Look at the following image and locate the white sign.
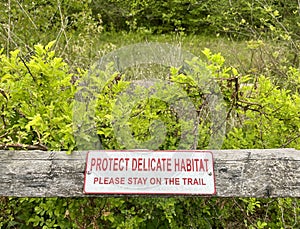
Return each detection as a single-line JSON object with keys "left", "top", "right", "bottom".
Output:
{"left": 84, "top": 150, "right": 216, "bottom": 195}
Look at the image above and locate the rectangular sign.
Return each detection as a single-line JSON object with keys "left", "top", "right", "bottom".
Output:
{"left": 84, "top": 150, "right": 216, "bottom": 195}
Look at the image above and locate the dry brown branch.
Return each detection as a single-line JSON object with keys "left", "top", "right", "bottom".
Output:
{"left": 0, "top": 143, "right": 48, "bottom": 151}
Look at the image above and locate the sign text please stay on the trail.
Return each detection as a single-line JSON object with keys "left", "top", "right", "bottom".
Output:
{"left": 84, "top": 150, "right": 216, "bottom": 195}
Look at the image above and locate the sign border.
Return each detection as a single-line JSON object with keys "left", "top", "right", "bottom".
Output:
{"left": 83, "top": 150, "right": 216, "bottom": 195}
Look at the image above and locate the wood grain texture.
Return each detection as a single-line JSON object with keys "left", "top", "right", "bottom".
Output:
{"left": 0, "top": 149, "right": 299, "bottom": 197}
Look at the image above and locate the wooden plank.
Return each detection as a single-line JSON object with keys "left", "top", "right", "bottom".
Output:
{"left": 0, "top": 149, "right": 299, "bottom": 197}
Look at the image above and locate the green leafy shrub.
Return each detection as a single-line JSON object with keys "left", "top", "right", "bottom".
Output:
{"left": 0, "top": 43, "right": 299, "bottom": 228}
{"left": 91, "top": 0, "right": 300, "bottom": 38}
{"left": 0, "top": 41, "right": 76, "bottom": 152}
{"left": 0, "top": 0, "right": 103, "bottom": 69}
{"left": 92, "top": 57, "right": 226, "bottom": 150}
{"left": 199, "top": 48, "right": 300, "bottom": 150}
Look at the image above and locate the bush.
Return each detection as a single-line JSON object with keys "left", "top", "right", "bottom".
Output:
{"left": 0, "top": 0, "right": 103, "bottom": 69}
{"left": 1, "top": 1, "right": 300, "bottom": 224}
{"left": 91, "top": 0, "right": 300, "bottom": 38}
{"left": 0, "top": 42, "right": 76, "bottom": 152}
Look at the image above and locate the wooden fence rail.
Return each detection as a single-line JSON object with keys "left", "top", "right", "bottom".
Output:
{"left": 0, "top": 149, "right": 299, "bottom": 197}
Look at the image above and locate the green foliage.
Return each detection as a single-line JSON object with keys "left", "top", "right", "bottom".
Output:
{"left": 1, "top": 1, "right": 300, "bottom": 227}
{"left": 94, "top": 57, "right": 225, "bottom": 150}
{"left": 90, "top": 0, "right": 300, "bottom": 76}
{"left": 2, "top": 196, "right": 298, "bottom": 228}
{"left": 223, "top": 73, "right": 300, "bottom": 149}
{"left": 1, "top": 43, "right": 299, "bottom": 228}
{"left": 0, "top": 0, "right": 102, "bottom": 44}
{"left": 95, "top": 73, "right": 183, "bottom": 150}
{"left": 199, "top": 48, "right": 300, "bottom": 150}
{"left": 0, "top": 0, "right": 103, "bottom": 69}
{"left": 91, "top": 0, "right": 300, "bottom": 38}
{"left": 0, "top": 42, "right": 76, "bottom": 152}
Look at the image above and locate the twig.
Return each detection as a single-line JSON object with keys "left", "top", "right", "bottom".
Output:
{"left": 55, "top": 0, "right": 69, "bottom": 53}
{"left": 0, "top": 131, "right": 9, "bottom": 139}
{"left": 1, "top": 104, "right": 7, "bottom": 128}
{"left": 281, "top": 133, "right": 300, "bottom": 148}
{"left": 0, "top": 143, "right": 48, "bottom": 151}
{"left": 15, "top": 0, "right": 38, "bottom": 30}
{"left": 0, "top": 89, "right": 8, "bottom": 100}
{"left": 19, "top": 55, "right": 36, "bottom": 82}
{"left": 7, "top": 0, "right": 11, "bottom": 56}
{"left": 237, "top": 99, "right": 262, "bottom": 108}
{"left": 232, "top": 198, "right": 256, "bottom": 226}
{"left": 0, "top": 25, "right": 34, "bottom": 53}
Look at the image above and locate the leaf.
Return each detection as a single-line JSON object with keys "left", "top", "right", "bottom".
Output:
{"left": 231, "top": 67, "right": 238, "bottom": 76}
{"left": 34, "top": 44, "right": 45, "bottom": 56}
{"left": 45, "top": 40, "right": 56, "bottom": 51}
{"left": 202, "top": 48, "right": 211, "bottom": 59}
{"left": 273, "top": 10, "right": 279, "bottom": 17}
{"left": 25, "top": 114, "right": 43, "bottom": 131}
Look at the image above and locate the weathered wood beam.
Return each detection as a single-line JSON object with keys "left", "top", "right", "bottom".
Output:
{"left": 0, "top": 149, "right": 299, "bottom": 197}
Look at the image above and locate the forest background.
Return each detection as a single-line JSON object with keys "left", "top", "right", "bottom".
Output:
{"left": 0, "top": 0, "right": 299, "bottom": 228}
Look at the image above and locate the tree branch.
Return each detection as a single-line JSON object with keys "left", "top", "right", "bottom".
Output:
{"left": 0, "top": 143, "right": 48, "bottom": 151}
{"left": 19, "top": 55, "right": 36, "bottom": 82}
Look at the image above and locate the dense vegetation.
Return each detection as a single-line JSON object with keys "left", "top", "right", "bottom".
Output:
{"left": 0, "top": 0, "right": 299, "bottom": 228}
